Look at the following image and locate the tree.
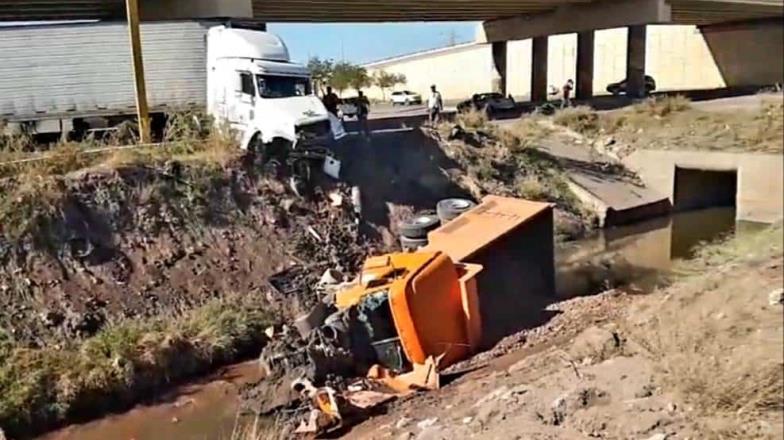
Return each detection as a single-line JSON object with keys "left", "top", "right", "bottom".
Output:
{"left": 330, "top": 62, "right": 371, "bottom": 96}
{"left": 349, "top": 65, "right": 371, "bottom": 93}
{"left": 374, "top": 71, "right": 407, "bottom": 100}
{"left": 307, "top": 57, "right": 334, "bottom": 96}
{"left": 330, "top": 61, "right": 355, "bottom": 96}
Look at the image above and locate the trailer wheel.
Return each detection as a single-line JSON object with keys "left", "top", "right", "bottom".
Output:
{"left": 436, "top": 198, "right": 476, "bottom": 223}
{"left": 400, "top": 235, "right": 428, "bottom": 251}
{"left": 398, "top": 213, "right": 440, "bottom": 239}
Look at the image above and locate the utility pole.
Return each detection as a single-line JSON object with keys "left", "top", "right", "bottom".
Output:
{"left": 125, "top": 0, "right": 151, "bottom": 143}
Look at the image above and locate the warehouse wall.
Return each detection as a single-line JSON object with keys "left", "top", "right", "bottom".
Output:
{"left": 364, "top": 44, "right": 494, "bottom": 101}
{"left": 365, "top": 24, "right": 735, "bottom": 102}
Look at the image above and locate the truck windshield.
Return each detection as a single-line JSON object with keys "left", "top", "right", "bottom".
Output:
{"left": 256, "top": 75, "right": 312, "bottom": 99}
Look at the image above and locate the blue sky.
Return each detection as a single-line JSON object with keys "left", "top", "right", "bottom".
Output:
{"left": 268, "top": 22, "right": 479, "bottom": 65}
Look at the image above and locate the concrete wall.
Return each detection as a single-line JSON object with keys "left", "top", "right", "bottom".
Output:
{"left": 701, "top": 19, "right": 784, "bottom": 87}
{"left": 623, "top": 149, "right": 784, "bottom": 224}
{"left": 365, "top": 24, "right": 739, "bottom": 101}
{"left": 364, "top": 44, "right": 494, "bottom": 101}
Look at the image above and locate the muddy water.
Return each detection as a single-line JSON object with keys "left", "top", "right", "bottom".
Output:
{"left": 38, "top": 362, "right": 264, "bottom": 440}
{"left": 555, "top": 206, "right": 762, "bottom": 298}
{"left": 38, "top": 207, "right": 762, "bottom": 440}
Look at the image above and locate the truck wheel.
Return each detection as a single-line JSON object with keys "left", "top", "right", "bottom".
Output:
{"left": 398, "top": 213, "right": 440, "bottom": 239}
{"left": 436, "top": 198, "right": 476, "bottom": 223}
{"left": 400, "top": 235, "right": 428, "bottom": 251}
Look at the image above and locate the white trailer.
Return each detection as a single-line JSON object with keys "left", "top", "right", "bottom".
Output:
{"left": 0, "top": 21, "right": 343, "bottom": 145}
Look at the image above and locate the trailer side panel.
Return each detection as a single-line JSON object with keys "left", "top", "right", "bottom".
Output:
{"left": 0, "top": 21, "right": 209, "bottom": 122}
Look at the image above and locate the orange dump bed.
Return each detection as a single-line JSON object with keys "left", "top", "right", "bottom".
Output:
{"left": 424, "top": 195, "right": 556, "bottom": 349}
{"left": 423, "top": 195, "right": 552, "bottom": 262}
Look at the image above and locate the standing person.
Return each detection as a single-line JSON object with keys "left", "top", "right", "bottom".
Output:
{"left": 356, "top": 90, "right": 371, "bottom": 138}
{"left": 428, "top": 84, "right": 443, "bottom": 125}
{"left": 561, "top": 79, "right": 574, "bottom": 108}
{"left": 322, "top": 86, "right": 340, "bottom": 116}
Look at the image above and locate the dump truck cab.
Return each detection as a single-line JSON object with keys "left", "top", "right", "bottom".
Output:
{"left": 336, "top": 252, "right": 483, "bottom": 372}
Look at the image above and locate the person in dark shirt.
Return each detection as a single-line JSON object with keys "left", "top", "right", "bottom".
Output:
{"left": 356, "top": 90, "right": 371, "bottom": 138}
{"left": 561, "top": 79, "right": 574, "bottom": 108}
{"left": 322, "top": 86, "right": 340, "bottom": 116}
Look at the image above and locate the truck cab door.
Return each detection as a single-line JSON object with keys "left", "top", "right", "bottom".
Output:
{"left": 228, "top": 71, "right": 255, "bottom": 132}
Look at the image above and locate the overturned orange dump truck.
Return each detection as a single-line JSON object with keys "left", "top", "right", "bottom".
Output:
{"left": 332, "top": 195, "right": 555, "bottom": 391}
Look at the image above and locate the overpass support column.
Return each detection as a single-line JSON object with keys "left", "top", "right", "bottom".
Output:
{"left": 626, "top": 25, "right": 647, "bottom": 98}
{"left": 531, "top": 36, "right": 549, "bottom": 102}
{"left": 492, "top": 41, "right": 508, "bottom": 96}
{"left": 576, "top": 31, "right": 594, "bottom": 100}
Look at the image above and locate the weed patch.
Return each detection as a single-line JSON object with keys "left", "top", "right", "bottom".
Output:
{"left": 554, "top": 106, "right": 601, "bottom": 135}
{"left": 0, "top": 295, "right": 272, "bottom": 438}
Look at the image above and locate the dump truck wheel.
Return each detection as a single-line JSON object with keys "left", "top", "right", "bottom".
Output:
{"left": 398, "top": 213, "right": 440, "bottom": 239}
{"left": 436, "top": 198, "right": 476, "bottom": 223}
{"left": 400, "top": 235, "right": 428, "bottom": 251}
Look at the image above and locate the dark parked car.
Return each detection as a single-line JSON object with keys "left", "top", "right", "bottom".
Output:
{"left": 457, "top": 92, "right": 517, "bottom": 118}
{"left": 606, "top": 75, "right": 657, "bottom": 96}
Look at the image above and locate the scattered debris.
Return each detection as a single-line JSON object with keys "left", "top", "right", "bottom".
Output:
{"left": 416, "top": 417, "right": 439, "bottom": 430}
{"left": 768, "top": 287, "right": 783, "bottom": 305}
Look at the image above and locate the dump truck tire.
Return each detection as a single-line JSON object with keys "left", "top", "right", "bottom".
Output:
{"left": 436, "top": 198, "right": 476, "bottom": 223}
{"left": 400, "top": 235, "right": 428, "bottom": 251}
{"left": 398, "top": 213, "right": 440, "bottom": 239}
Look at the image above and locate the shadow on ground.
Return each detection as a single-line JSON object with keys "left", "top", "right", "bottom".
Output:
{"left": 332, "top": 129, "right": 472, "bottom": 232}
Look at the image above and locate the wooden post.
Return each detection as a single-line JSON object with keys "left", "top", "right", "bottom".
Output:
{"left": 125, "top": 0, "right": 151, "bottom": 143}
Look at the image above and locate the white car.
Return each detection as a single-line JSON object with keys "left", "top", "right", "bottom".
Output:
{"left": 391, "top": 90, "right": 422, "bottom": 106}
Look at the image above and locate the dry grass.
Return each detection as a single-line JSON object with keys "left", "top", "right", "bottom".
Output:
{"left": 455, "top": 108, "right": 489, "bottom": 129}
{"left": 0, "top": 295, "right": 272, "bottom": 438}
{"left": 599, "top": 99, "right": 783, "bottom": 154}
{"left": 553, "top": 106, "right": 601, "bottom": 135}
{"left": 1, "top": 110, "right": 240, "bottom": 179}
{"left": 434, "top": 117, "right": 588, "bottom": 222}
{"left": 626, "top": 223, "right": 783, "bottom": 437}
{"left": 497, "top": 117, "right": 552, "bottom": 152}
{"left": 229, "top": 416, "right": 285, "bottom": 440}
{"left": 632, "top": 95, "right": 692, "bottom": 117}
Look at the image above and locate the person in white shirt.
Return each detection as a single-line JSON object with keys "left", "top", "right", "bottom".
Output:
{"left": 427, "top": 84, "right": 444, "bottom": 125}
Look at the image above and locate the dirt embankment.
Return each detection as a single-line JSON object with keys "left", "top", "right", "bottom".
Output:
{"left": 345, "top": 224, "right": 784, "bottom": 440}
{"left": 0, "top": 118, "right": 607, "bottom": 437}
{"left": 0, "top": 150, "right": 383, "bottom": 437}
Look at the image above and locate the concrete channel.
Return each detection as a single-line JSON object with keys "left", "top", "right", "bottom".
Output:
{"left": 624, "top": 149, "right": 784, "bottom": 224}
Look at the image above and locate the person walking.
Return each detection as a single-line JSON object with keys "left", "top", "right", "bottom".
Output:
{"left": 428, "top": 84, "right": 444, "bottom": 125}
{"left": 356, "top": 90, "right": 371, "bottom": 138}
{"left": 322, "top": 86, "right": 340, "bottom": 116}
{"left": 561, "top": 79, "right": 574, "bottom": 108}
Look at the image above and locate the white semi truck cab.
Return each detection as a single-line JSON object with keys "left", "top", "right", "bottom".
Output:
{"left": 207, "top": 26, "right": 345, "bottom": 149}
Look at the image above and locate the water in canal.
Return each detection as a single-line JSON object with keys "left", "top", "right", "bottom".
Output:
{"left": 38, "top": 207, "right": 764, "bottom": 440}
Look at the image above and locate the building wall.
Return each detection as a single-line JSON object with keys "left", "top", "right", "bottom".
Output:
{"left": 364, "top": 44, "right": 494, "bottom": 101}
{"left": 365, "top": 24, "right": 742, "bottom": 102}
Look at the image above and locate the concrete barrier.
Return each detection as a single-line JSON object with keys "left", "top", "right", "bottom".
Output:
{"left": 623, "top": 149, "right": 784, "bottom": 223}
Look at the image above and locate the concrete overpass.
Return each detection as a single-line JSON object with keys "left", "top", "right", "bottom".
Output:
{"left": 0, "top": 0, "right": 780, "bottom": 24}
{"left": 0, "top": 0, "right": 780, "bottom": 139}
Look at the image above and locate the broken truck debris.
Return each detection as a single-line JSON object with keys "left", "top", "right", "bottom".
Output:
{"left": 257, "top": 195, "right": 556, "bottom": 435}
